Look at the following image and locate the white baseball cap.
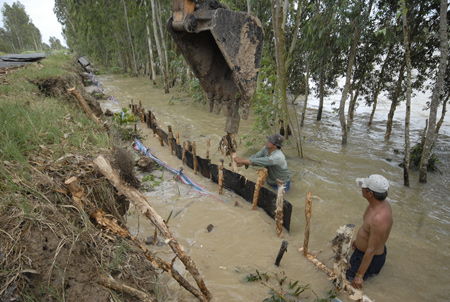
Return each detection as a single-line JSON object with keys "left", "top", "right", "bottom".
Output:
{"left": 356, "top": 174, "right": 389, "bottom": 193}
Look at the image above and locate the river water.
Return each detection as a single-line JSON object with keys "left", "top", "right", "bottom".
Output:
{"left": 96, "top": 74, "right": 450, "bottom": 302}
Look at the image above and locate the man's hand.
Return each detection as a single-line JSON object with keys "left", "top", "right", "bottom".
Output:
{"left": 352, "top": 275, "right": 363, "bottom": 289}
{"left": 234, "top": 157, "right": 250, "bottom": 167}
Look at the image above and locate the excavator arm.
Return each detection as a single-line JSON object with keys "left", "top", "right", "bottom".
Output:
{"left": 167, "top": 0, "right": 264, "bottom": 134}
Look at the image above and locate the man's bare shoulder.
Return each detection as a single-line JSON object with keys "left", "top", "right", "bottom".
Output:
{"left": 371, "top": 202, "right": 393, "bottom": 228}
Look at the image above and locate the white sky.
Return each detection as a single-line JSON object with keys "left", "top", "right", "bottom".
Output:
{"left": 0, "top": 0, "right": 67, "bottom": 47}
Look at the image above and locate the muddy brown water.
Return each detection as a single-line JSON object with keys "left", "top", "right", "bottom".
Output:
{"left": 96, "top": 74, "right": 450, "bottom": 302}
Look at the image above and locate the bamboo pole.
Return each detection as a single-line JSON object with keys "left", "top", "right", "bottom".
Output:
{"left": 252, "top": 168, "right": 268, "bottom": 210}
{"left": 303, "top": 192, "right": 312, "bottom": 256}
{"left": 93, "top": 155, "right": 211, "bottom": 301}
{"left": 193, "top": 141, "right": 198, "bottom": 174}
{"left": 67, "top": 87, "right": 102, "bottom": 126}
{"left": 218, "top": 159, "right": 224, "bottom": 194}
{"left": 206, "top": 139, "right": 210, "bottom": 159}
{"left": 275, "top": 179, "right": 285, "bottom": 237}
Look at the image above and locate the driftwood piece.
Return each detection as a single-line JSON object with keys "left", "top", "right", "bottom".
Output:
{"left": 303, "top": 192, "right": 312, "bottom": 256}
{"left": 93, "top": 155, "right": 211, "bottom": 301}
{"left": 332, "top": 224, "right": 356, "bottom": 289}
{"left": 252, "top": 168, "right": 268, "bottom": 210}
{"left": 67, "top": 87, "right": 102, "bottom": 126}
{"left": 100, "top": 275, "right": 156, "bottom": 302}
{"left": 274, "top": 240, "right": 288, "bottom": 266}
{"left": 193, "top": 141, "right": 198, "bottom": 174}
{"left": 218, "top": 159, "right": 224, "bottom": 195}
{"left": 275, "top": 179, "right": 285, "bottom": 237}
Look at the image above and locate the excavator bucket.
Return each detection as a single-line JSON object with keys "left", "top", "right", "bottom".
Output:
{"left": 167, "top": 0, "right": 264, "bottom": 134}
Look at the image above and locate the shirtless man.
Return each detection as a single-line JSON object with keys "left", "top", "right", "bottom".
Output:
{"left": 346, "top": 174, "right": 393, "bottom": 289}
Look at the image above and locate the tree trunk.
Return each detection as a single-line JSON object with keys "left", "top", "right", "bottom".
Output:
{"left": 156, "top": 0, "right": 170, "bottom": 87}
{"left": 122, "top": 0, "right": 138, "bottom": 76}
{"left": 144, "top": 0, "right": 156, "bottom": 84}
{"left": 401, "top": 0, "right": 412, "bottom": 187}
{"left": 150, "top": 0, "right": 169, "bottom": 93}
{"left": 369, "top": 45, "right": 392, "bottom": 126}
{"left": 385, "top": 59, "right": 406, "bottom": 140}
{"left": 300, "top": 61, "right": 310, "bottom": 127}
{"left": 339, "top": 0, "right": 360, "bottom": 145}
{"left": 347, "top": 77, "right": 363, "bottom": 125}
{"left": 419, "top": 0, "right": 448, "bottom": 183}
{"left": 317, "top": 68, "right": 324, "bottom": 121}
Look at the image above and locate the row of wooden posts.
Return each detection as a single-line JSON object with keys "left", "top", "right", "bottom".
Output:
{"left": 130, "top": 100, "right": 287, "bottom": 238}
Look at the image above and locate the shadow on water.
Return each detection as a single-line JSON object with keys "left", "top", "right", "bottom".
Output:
{"left": 98, "top": 74, "right": 450, "bottom": 302}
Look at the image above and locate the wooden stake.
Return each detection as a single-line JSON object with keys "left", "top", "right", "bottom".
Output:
{"left": 275, "top": 179, "right": 285, "bottom": 237}
{"left": 332, "top": 224, "right": 356, "bottom": 289}
{"left": 230, "top": 134, "right": 238, "bottom": 172}
{"left": 176, "top": 132, "right": 180, "bottom": 145}
{"left": 303, "top": 192, "right": 312, "bottom": 256}
{"left": 274, "top": 240, "right": 289, "bottom": 266}
{"left": 182, "top": 142, "right": 186, "bottom": 164}
{"left": 151, "top": 114, "right": 157, "bottom": 134}
{"left": 93, "top": 155, "right": 212, "bottom": 301}
{"left": 67, "top": 87, "right": 102, "bottom": 126}
{"left": 157, "top": 127, "right": 164, "bottom": 146}
{"left": 252, "top": 168, "right": 268, "bottom": 210}
{"left": 218, "top": 159, "right": 224, "bottom": 194}
{"left": 206, "top": 139, "right": 210, "bottom": 159}
{"left": 193, "top": 141, "right": 198, "bottom": 174}
{"left": 168, "top": 126, "right": 173, "bottom": 155}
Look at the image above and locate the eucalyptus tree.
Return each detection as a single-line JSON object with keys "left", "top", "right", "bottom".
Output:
{"left": 419, "top": 0, "right": 448, "bottom": 183}
{"left": 1, "top": 1, "right": 42, "bottom": 52}
{"left": 400, "top": 0, "right": 412, "bottom": 186}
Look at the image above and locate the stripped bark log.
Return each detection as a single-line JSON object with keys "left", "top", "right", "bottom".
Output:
{"left": 218, "top": 159, "right": 224, "bottom": 194}
{"left": 332, "top": 224, "right": 356, "bottom": 289}
{"left": 275, "top": 179, "right": 285, "bottom": 237}
{"left": 252, "top": 168, "right": 268, "bottom": 210}
{"left": 303, "top": 192, "right": 312, "bottom": 256}
{"left": 67, "top": 87, "right": 102, "bottom": 126}
{"left": 93, "top": 155, "right": 211, "bottom": 301}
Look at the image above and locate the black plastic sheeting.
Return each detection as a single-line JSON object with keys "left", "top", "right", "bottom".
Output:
{"left": 141, "top": 108, "right": 293, "bottom": 231}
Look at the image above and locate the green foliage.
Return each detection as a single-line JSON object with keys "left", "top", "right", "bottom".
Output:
{"left": 188, "top": 78, "right": 206, "bottom": 104}
{"left": 409, "top": 142, "right": 440, "bottom": 171}
{"left": 141, "top": 169, "right": 163, "bottom": 192}
{"left": 245, "top": 270, "right": 337, "bottom": 302}
{"left": 112, "top": 108, "right": 138, "bottom": 125}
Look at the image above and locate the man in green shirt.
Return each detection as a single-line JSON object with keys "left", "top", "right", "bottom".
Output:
{"left": 234, "top": 133, "right": 291, "bottom": 191}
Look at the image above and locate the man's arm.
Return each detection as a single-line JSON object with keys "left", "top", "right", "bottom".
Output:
{"left": 234, "top": 157, "right": 251, "bottom": 167}
{"left": 352, "top": 214, "right": 387, "bottom": 289}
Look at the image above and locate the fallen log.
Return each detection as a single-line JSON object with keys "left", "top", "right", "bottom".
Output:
{"left": 100, "top": 275, "right": 156, "bottom": 302}
{"left": 332, "top": 224, "right": 356, "bottom": 289}
{"left": 67, "top": 87, "right": 102, "bottom": 126}
{"left": 93, "top": 155, "right": 211, "bottom": 301}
